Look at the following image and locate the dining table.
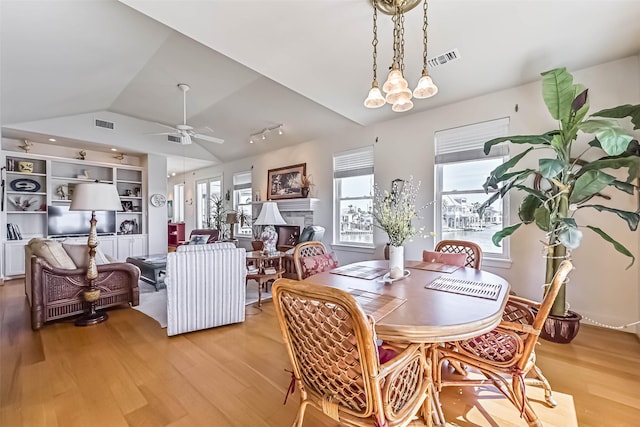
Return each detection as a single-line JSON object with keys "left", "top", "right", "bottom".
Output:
{"left": 301, "top": 259, "right": 511, "bottom": 426}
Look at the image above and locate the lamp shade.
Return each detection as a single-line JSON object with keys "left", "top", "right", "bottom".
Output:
{"left": 254, "top": 202, "right": 286, "bottom": 226}
{"left": 226, "top": 212, "right": 239, "bottom": 224}
{"left": 70, "top": 183, "right": 122, "bottom": 211}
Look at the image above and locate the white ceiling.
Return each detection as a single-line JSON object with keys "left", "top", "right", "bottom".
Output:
{"left": 2, "top": 0, "right": 640, "bottom": 175}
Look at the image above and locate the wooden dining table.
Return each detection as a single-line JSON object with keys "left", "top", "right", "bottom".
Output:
{"left": 302, "top": 259, "right": 511, "bottom": 426}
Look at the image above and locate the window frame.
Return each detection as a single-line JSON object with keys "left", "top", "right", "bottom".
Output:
{"left": 232, "top": 171, "right": 252, "bottom": 238}
{"left": 333, "top": 146, "right": 375, "bottom": 248}
{"left": 196, "top": 176, "right": 222, "bottom": 229}
{"left": 173, "top": 183, "right": 184, "bottom": 223}
{"left": 434, "top": 118, "right": 510, "bottom": 260}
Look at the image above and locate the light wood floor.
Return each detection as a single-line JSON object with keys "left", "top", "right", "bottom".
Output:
{"left": 1, "top": 279, "right": 639, "bottom": 427}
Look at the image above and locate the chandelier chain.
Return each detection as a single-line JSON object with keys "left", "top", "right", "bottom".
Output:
{"left": 399, "top": 2, "right": 406, "bottom": 74}
{"left": 371, "top": 0, "right": 379, "bottom": 82}
{"left": 421, "top": 0, "right": 428, "bottom": 72}
{"left": 391, "top": 5, "right": 400, "bottom": 70}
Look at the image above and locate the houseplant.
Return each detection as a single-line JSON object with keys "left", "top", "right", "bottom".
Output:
{"left": 479, "top": 67, "right": 640, "bottom": 342}
{"left": 300, "top": 174, "right": 314, "bottom": 198}
{"left": 372, "top": 177, "right": 427, "bottom": 279}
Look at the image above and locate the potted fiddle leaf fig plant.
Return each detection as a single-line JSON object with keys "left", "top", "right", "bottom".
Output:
{"left": 479, "top": 67, "right": 640, "bottom": 343}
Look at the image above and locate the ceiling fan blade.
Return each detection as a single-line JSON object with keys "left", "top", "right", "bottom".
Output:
{"left": 193, "top": 133, "right": 224, "bottom": 144}
{"left": 182, "top": 134, "right": 192, "bottom": 145}
{"left": 147, "top": 131, "right": 177, "bottom": 136}
{"left": 153, "top": 122, "right": 179, "bottom": 131}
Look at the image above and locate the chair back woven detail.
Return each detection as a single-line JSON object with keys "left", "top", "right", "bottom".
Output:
{"left": 293, "top": 241, "right": 328, "bottom": 281}
{"left": 437, "top": 260, "right": 573, "bottom": 425}
{"left": 273, "top": 279, "right": 430, "bottom": 426}
{"left": 435, "top": 240, "right": 483, "bottom": 269}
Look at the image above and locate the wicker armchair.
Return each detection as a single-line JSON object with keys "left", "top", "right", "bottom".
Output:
{"left": 435, "top": 239, "right": 483, "bottom": 269}
{"left": 272, "top": 279, "right": 430, "bottom": 427}
{"left": 292, "top": 241, "right": 331, "bottom": 280}
{"left": 436, "top": 260, "right": 573, "bottom": 426}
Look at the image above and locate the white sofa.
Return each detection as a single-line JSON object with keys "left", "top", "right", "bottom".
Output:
{"left": 166, "top": 242, "right": 246, "bottom": 336}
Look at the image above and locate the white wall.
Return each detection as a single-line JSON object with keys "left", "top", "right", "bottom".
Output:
{"left": 172, "top": 56, "right": 640, "bottom": 334}
{"left": 145, "top": 154, "right": 168, "bottom": 254}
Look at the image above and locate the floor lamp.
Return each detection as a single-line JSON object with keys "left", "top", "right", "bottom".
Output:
{"left": 254, "top": 201, "right": 287, "bottom": 254}
{"left": 70, "top": 182, "right": 122, "bottom": 326}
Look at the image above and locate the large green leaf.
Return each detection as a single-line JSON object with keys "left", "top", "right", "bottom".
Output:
{"left": 483, "top": 132, "right": 556, "bottom": 155}
{"left": 492, "top": 223, "right": 522, "bottom": 247}
{"left": 559, "top": 217, "right": 577, "bottom": 228}
{"left": 570, "top": 170, "right": 616, "bottom": 203}
{"left": 586, "top": 226, "right": 635, "bottom": 268}
{"left": 483, "top": 169, "right": 534, "bottom": 192}
{"left": 582, "top": 205, "right": 640, "bottom": 231}
{"left": 539, "top": 158, "right": 564, "bottom": 179}
{"left": 580, "top": 119, "right": 634, "bottom": 155}
{"left": 488, "top": 147, "right": 534, "bottom": 184}
{"left": 610, "top": 180, "right": 635, "bottom": 195}
{"left": 558, "top": 228, "right": 583, "bottom": 250}
{"left": 519, "top": 194, "right": 542, "bottom": 224}
{"left": 478, "top": 192, "right": 500, "bottom": 217}
{"left": 541, "top": 68, "right": 575, "bottom": 123}
{"left": 579, "top": 157, "right": 640, "bottom": 183}
{"left": 592, "top": 104, "right": 640, "bottom": 130}
{"left": 512, "top": 184, "right": 549, "bottom": 200}
{"left": 534, "top": 206, "right": 551, "bottom": 231}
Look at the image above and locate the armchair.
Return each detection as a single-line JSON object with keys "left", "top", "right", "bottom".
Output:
{"left": 273, "top": 279, "right": 430, "bottom": 426}
{"left": 25, "top": 239, "right": 140, "bottom": 330}
{"left": 179, "top": 229, "right": 221, "bottom": 246}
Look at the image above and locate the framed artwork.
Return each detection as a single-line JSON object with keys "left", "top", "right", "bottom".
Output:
{"left": 121, "top": 200, "right": 133, "bottom": 212}
{"left": 267, "top": 163, "right": 306, "bottom": 200}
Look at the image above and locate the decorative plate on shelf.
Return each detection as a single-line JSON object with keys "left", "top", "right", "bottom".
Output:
{"left": 10, "top": 178, "right": 41, "bottom": 192}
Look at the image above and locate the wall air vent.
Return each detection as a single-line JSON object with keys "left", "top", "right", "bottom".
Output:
{"left": 427, "top": 48, "right": 461, "bottom": 69}
{"left": 167, "top": 135, "right": 182, "bottom": 143}
{"left": 95, "top": 119, "right": 115, "bottom": 130}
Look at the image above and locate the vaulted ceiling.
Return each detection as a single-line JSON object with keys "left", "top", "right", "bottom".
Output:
{"left": 2, "top": 0, "right": 640, "bottom": 174}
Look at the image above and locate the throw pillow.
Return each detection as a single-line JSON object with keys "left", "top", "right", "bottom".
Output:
{"left": 62, "top": 243, "right": 110, "bottom": 268}
{"left": 300, "top": 252, "right": 339, "bottom": 279}
{"left": 422, "top": 250, "right": 467, "bottom": 267}
{"left": 28, "top": 238, "right": 77, "bottom": 270}
{"left": 189, "top": 234, "right": 207, "bottom": 245}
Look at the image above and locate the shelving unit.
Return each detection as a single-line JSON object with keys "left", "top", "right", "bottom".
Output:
{"left": 2, "top": 152, "right": 149, "bottom": 276}
{"left": 168, "top": 222, "right": 185, "bottom": 249}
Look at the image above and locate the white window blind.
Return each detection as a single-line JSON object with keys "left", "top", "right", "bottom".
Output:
{"left": 435, "top": 117, "right": 510, "bottom": 164}
{"left": 334, "top": 146, "right": 374, "bottom": 178}
{"left": 233, "top": 171, "right": 252, "bottom": 190}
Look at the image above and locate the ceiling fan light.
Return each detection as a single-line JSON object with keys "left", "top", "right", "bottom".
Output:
{"left": 413, "top": 74, "right": 438, "bottom": 99}
{"left": 364, "top": 85, "right": 386, "bottom": 108}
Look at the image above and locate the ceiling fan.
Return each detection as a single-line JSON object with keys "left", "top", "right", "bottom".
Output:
{"left": 154, "top": 83, "right": 224, "bottom": 145}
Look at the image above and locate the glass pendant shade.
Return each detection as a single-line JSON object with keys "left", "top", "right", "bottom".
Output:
{"left": 392, "top": 98, "right": 414, "bottom": 112}
{"left": 413, "top": 74, "right": 439, "bottom": 99}
{"left": 382, "top": 68, "right": 408, "bottom": 93}
{"left": 385, "top": 87, "right": 412, "bottom": 105}
{"left": 364, "top": 84, "right": 386, "bottom": 108}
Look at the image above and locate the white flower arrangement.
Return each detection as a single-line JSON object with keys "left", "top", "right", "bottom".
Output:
{"left": 372, "top": 176, "right": 432, "bottom": 246}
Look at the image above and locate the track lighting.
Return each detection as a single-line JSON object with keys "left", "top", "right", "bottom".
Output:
{"left": 249, "top": 124, "right": 284, "bottom": 143}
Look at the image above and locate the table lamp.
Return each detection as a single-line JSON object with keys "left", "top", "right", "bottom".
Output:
{"left": 253, "top": 202, "right": 287, "bottom": 254}
{"left": 70, "top": 182, "right": 122, "bottom": 326}
{"left": 226, "top": 212, "right": 239, "bottom": 240}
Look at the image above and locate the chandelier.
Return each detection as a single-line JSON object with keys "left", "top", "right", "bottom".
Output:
{"left": 364, "top": 0, "right": 438, "bottom": 112}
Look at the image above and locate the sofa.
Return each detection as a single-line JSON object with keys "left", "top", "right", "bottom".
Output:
{"left": 25, "top": 238, "right": 140, "bottom": 330}
{"left": 165, "top": 242, "right": 246, "bottom": 336}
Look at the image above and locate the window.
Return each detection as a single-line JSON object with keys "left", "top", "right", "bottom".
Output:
{"left": 333, "top": 146, "right": 374, "bottom": 247}
{"left": 196, "top": 177, "right": 222, "bottom": 229}
{"left": 173, "top": 184, "right": 184, "bottom": 223}
{"left": 435, "top": 118, "right": 510, "bottom": 258}
{"left": 232, "top": 171, "right": 252, "bottom": 237}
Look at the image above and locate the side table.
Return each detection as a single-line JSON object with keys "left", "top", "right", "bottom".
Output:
{"left": 245, "top": 250, "right": 284, "bottom": 307}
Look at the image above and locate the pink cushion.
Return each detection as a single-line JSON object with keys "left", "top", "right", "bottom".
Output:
{"left": 422, "top": 250, "right": 467, "bottom": 267}
{"left": 377, "top": 345, "right": 398, "bottom": 364}
{"left": 300, "top": 252, "right": 339, "bottom": 279}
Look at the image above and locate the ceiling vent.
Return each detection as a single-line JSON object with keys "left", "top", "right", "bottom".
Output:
{"left": 167, "top": 135, "right": 182, "bottom": 143}
{"left": 427, "top": 48, "right": 460, "bottom": 69}
{"left": 95, "top": 119, "right": 115, "bottom": 130}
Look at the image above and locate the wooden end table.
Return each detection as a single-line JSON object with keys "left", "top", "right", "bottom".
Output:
{"left": 245, "top": 250, "right": 284, "bottom": 307}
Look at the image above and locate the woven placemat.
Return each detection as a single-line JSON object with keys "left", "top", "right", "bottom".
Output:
{"left": 348, "top": 289, "right": 406, "bottom": 321}
{"left": 425, "top": 277, "right": 501, "bottom": 300}
{"left": 331, "top": 265, "right": 388, "bottom": 280}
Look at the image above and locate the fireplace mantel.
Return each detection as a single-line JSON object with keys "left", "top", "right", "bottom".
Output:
{"left": 252, "top": 198, "right": 319, "bottom": 212}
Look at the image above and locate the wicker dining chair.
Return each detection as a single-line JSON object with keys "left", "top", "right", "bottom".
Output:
{"left": 272, "top": 279, "right": 431, "bottom": 427}
{"left": 436, "top": 260, "right": 573, "bottom": 426}
{"left": 293, "top": 241, "right": 335, "bottom": 281}
{"left": 435, "top": 240, "right": 483, "bottom": 270}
